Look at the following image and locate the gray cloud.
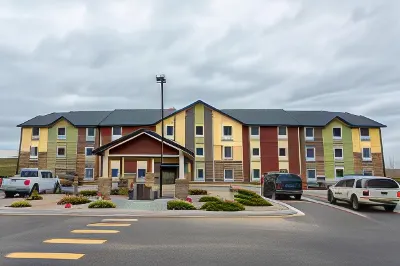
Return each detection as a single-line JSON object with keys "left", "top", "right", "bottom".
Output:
{"left": 0, "top": 0, "right": 399, "bottom": 166}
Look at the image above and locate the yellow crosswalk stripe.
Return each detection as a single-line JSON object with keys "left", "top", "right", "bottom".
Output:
{"left": 5, "top": 252, "right": 84, "bottom": 260}
{"left": 102, "top": 218, "right": 138, "bottom": 222}
{"left": 87, "top": 223, "right": 131, "bottom": 227}
{"left": 71, "top": 229, "right": 119, "bottom": 234}
{"left": 44, "top": 239, "right": 107, "bottom": 244}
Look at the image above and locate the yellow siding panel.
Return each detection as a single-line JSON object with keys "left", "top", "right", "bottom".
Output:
{"left": 21, "top": 128, "right": 32, "bottom": 152}
{"left": 31, "top": 140, "right": 39, "bottom": 148}
{"left": 370, "top": 128, "right": 382, "bottom": 153}
{"left": 233, "top": 146, "right": 243, "bottom": 161}
{"left": 39, "top": 128, "right": 48, "bottom": 152}
{"left": 175, "top": 111, "right": 185, "bottom": 147}
{"left": 279, "top": 161, "right": 289, "bottom": 171}
{"left": 214, "top": 146, "right": 222, "bottom": 160}
{"left": 212, "top": 111, "right": 242, "bottom": 146}
{"left": 352, "top": 128, "right": 360, "bottom": 152}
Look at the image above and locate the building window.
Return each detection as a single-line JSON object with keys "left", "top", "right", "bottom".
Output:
{"left": 335, "top": 167, "right": 344, "bottom": 179}
{"left": 252, "top": 148, "right": 260, "bottom": 157}
{"left": 86, "top": 128, "right": 95, "bottom": 141}
{"left": 57, "top": 146, "right": 66, "bottom": 157}
{"left": 85, "top": 147, "right": 94, "bottom": 156}
{"left": 223, "top": 146, "right": 233, "bottom": 159}
{"left": 250, "top": 126, "right": 259, "bottom": 137}
{"left": 279, "top": 148, "right": 286, "bottom": 157}
{"left": 360, "top": 128, "right": 370, "bottom": 141}
{"left": 307, "top": 169, "right": 316, "bottom": 179}
{"left": 362, "top": 147, "right": 372, "bottom": 161}
{"left": 334, "top": 147, "right": 343, "bottom": 160}
{"left": 30, "top": 146, "right": 38, "bottom": 159}
{"left": 57, "top": 127, "right": 66, "bottom": 140}
{"left": 137, "top": 169, "right": 146, "bottom": 178}
{"left": 306, "top": 147, "right": 315, "bottom": 161}
{"left": 111, "top": 169, "right": 119, "bottom": 178}
{"left": 332, "top": 127, "right": 342, "bottom": 139}
{"left": 196, "top": 147, "right": 204, "bottom": 157}
{"left": 224, "top": 169, "right": 234, "bottom": 181}
{"left": 112, "top": 126, "right": 122, "bottom": 140}
{"left": 166, "top": 125, "right": 174, "bottom": 136}
{"left": 252, "top": 169, "right": 260, "bottom": 180}
{"left": 32, "top": 127, "right": 40, "bottom": 140}
{"left": 278, "top": 126, "right": 287, "bottom": 138}
{"left": 305, "top": 127, "right": 314, "bottom": 140}
{"left": 84, "top": 168, "right": 94, "bottom": 180}
{"left": 195, "top": 125, "right": 204, "bottom": 137}
{"left": 197, "top": 169, "right": 204, "bottom": 180}
{"left": 222, "top": 125, "right": 233, "bottom": 140}
{"left": 363, "top": 169, "right": 373, "bottom": 176}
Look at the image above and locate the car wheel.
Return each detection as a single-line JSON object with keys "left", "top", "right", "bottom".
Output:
{"left": 351, "top": 195, "right": 360, "bottom": 211}
{"left": 328, "top": 190, "right": 336, "bottom": 204}
{"left": 30, "top": 184, "right": 39, "bottom": 196}
{"left": 294, "top": 194, "right": 301, "bottom": 200}
{"left": 384, "top": 205, "right": 396, "bottom": 212}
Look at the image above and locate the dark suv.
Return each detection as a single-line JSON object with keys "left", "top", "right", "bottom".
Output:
{"left": 263, "top": 172, "right": 303, "bottom": 200}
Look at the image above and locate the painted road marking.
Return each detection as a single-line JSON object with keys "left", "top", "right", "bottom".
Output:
{"left": 102, "top": 218, "right": 138, "bottom": 222}
{"left": 44, "top": 239, "right": 107, "bottom": 244}
{"left": 302, "top": 197, "right": 369, "bottom": 218}
{"left": 5, "top": 252, "right": 84, "bottom": 260}
{"left": 71, "top": 229, "right": 119, "bottom": 234}
{"left": 87, "top": 223, "right": 131, "bottom": 227}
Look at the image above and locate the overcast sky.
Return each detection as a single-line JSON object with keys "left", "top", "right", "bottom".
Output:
{"left": 0, "top": 0, "right": 399, "bottom": 167}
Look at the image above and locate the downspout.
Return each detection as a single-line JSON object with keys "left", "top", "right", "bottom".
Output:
{"left": 15, "top": 127, "right": 23, "bottom": 175}
{"left": 379, "top": 128, "right": 386, "bottom": 176}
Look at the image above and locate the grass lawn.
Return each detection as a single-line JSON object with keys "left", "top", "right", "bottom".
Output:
{"left": 0, "top": 158, "right": 17, "bottom": 176}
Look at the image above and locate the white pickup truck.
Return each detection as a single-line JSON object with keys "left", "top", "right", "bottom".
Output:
{"left": 0, "top": 168, "right": 60, "bottom": 198}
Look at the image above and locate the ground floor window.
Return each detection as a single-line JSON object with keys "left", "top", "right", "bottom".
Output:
{"left": 335, "top": 167, "right": 344, "bottom": 179}
{"left": 252, "top": 169, "right": 260, "bottom": 180}
{"left": 363, "top": 169, "right": 373, "bottom": 176}
{"left": 224, "top": 169, "right": 234, "bottom": 181}
{"left": 111, "top": 168, "right": 119, "bottom": 178}
{"left": 137, "top": 168, "right": 146, "bottom": 179}
{"left": 197, "top": 168, "right": 204, "bottom": 180}
{"left": 85, "top": 168, "right": 94, "bottom": 180}
{"left": 307, "top": 169, "right": 316, "bottom": 179}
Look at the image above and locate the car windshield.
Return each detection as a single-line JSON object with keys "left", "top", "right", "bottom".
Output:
{"left": 20, "top": 170, "right": 38, "bottom": 177}
{"left": 278, "top": 174, "right": 302, "bottom": 182}
{"left": 365, "top": 179, "right": 399, "bottom": 189}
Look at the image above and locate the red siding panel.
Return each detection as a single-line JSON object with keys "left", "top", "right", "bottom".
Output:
{"left": 260, "top": 127, "right": 279, "bottom": 174}
{"left": 100, "top": 127, "right": 112, "bottom": 145}
{"left": 124, "top": 160, "right": 137, "bottom": 174}
{"left": 288, "top": 127, "right": 301, "bottom": 175}
{"left": 109, "top": 134, "right": 178, "bottom": 155}
{"left": 242, "top": 126, "right": 250, "bottom": 182}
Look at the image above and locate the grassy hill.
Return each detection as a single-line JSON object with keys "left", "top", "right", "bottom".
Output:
{"left": 0, "top": 158, "right": 17, "bottom": 176}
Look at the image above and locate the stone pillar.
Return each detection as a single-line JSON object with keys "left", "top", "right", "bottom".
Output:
{"left": 179, "top": 150, "right": 185, "bottom": 179}
{"left": 175, "top": 178, "right": 189, "bottom": 199}
{"left": 98, "top": 177, "right": 112, "bottom": 200}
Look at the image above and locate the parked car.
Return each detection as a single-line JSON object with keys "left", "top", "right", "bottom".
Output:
{"left": 327, "top": 176, "right": 400, "bottom": 212}
{"left": 263, "top": 172, "right": 303, "bottom": 200}
{"left": 0, "top": 168, "right": 60, "bottom": 198}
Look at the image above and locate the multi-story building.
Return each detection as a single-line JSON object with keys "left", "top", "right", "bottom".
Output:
{"left": 16, "top": 100, "right": 386, "bottom": 186}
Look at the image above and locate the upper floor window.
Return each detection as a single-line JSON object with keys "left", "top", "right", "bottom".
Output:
{"left": 196, "top": 147, "right": 204, "bottom": 157}
{"left": 57, "top": 146, "right": 66, "bottom": 157}
{"left": 250, "top": 126, "right": 259, "bottom": 137}
{"left": 32, "top": 127, "right": 40, "bottom": 140}
{"left": 166, "top": 125, "right": 174, "bottom": 136}
{"left": 334, "top": 147, "right": 343, "bottom": 160}
{"left": 279, "top": 148, "right": 286, "bottom": 157}
{"left": 86, "top": 128, "right": 95, "bottom": 141}
{"left": 195, "top": 125, "right": 204, "bottom": 137}
{"left": 278, "top": 126, "right": 287, "bottom": 138}
{"left": 57, "top": 127, "right": 66, "bottom": 140}
{"left": 332, "top": 127, "right": 342, "bottom": 140}
{"left": 112, "top": 126, "right": 122, "bottom": 140}
{"left": 85, "top": 147, "right": 94, "bottom": 156}
{"left": 305, "top": 127, "right": 314, "bottom": 141}
{"left": 223, "top": 146, "right": 233, "bottom": 159}
{"left": 222, "top": 126, "right": 232, "bottom": 140}
{"left": 306, "top": 147, "right": 315, "bottom": 161}
{"left": 360, "top": 128, "right": 370, "bottom": 141}
{"left": 362, "top": 147, "right": 372, "bottom": 161}
{"left": 252, "top": 148, "right": 260, "bottom": 157}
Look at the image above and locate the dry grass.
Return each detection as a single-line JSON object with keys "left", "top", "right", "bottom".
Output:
{"left": 0, "top": 158, "right": 18, "bottom": 176}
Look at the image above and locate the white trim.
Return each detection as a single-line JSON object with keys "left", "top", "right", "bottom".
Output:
{"left": 196, "top": 168, "right": 204, "bottom": 180}
{"left": 362, "top": 147, "right": 372, "bottom": 161}
{"left": 298, "top": 127, "right": 302, "bottom": 175}
{"left": 334, "top": 166, "right": 345, "bottom": 180}
{"left": 165, "top": 125, "right": 174, "bottom": 137}
{"left": 195, "top": 125, "right": 204, "bottom": 137}
{"left": 151, "top": 158, "right": 155, "bottom": 174}
{"left": 56, "top": 146, "right": 66, "bottom": 158}
{"left": 305, "top": 146, "right": 315, "bottom": 161}
{"left": 195, "top": 147, "right": 204, "bottom": 157}
{"left": 306, "top": 168, "right": 316, "bottom": 180}
{"left": 278, "top": 126, "right": 287, "bottom": 139}
{"left": 251, "top": 168, "right": 261, "bottom": 181}
{"left": 84, "top": 168, "right": 94, "bottom": 180}
{"left": 57, "top": 127, "right": 66, "bottom": 140}
{"left": 278, "top": 147, "right": 286, "bottom": 157}
{"left": 179, "top": 150, "right": 185, "bottom": 179}
{"left": 223, "top": 146, "right": 233, "bottom": 159}
{"left": 251, "top": 147, "right": 260, "bottom": 157}
{"left": 332, "top": 126, "right": 342, "bottom": 140}
{"left": 85, "top": 147, "right": 94, "bottom": 157}
{"left": 304, "top": 127, "right": 314, "bottom": 141}
{"left": 108, "top": 154, "right": 179, "bottom": 157}
{"left": 224, "top": 169, "right": 234, "bottom": 181}
{"left": 250, "top": 126, "right": 260, "bottom": 138}
{"left": 333, "top": 147, "right": 343, "bottom": 160}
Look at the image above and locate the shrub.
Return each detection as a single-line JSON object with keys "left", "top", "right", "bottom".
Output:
{"left": 167, "top": 200, "right": 196, "bottom": 210}
{"left": 200, "top": 200, "right": 245, "bottom": 212}
{"left": 27, "top": 190, "right": 43, "bottom": 201}
{"left": 57, "top": 195, "right": 91, "bottom": 205}
{"left": 237, "top": 189, "right": 259, "bottom": 197}
{"left": 10, "top": 200, "right": 32, "bottom": 208}
{"left": 79, "top": 190, "right": 98, "bottom": 197}
{"left": 88, "top": 200, "right": 116, "bottom": 208}
{"left": 234, "top": 189, "right": 272, "bottom": 206}
{"left": 199, "top": 196, "right": 222, "bottom": 203}
{"left": 188, "top": 189, "right": 208, "bottom": 195}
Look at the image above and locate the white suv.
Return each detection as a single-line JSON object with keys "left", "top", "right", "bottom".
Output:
{"left": 327, "top": 176, "right": 400, "bottom": 212}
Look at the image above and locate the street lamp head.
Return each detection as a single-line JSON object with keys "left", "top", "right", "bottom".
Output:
{"left": 156, "top": 74, "right": 166, "bottom": 83}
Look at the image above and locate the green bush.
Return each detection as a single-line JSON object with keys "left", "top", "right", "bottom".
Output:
{"left": 188, "top": 189, "right": 208, "bottom": 195}
{"left": 88, "top": 200, "right": 116, "bottom": 208}
{"left": 27, "top": 190, "right": 43, "bottom": 201}
{"left": 234, "top": 189, "right": 272, "bottom": 206}
{"left": 200, "top": 200, "right": 245, "bottom": 212}
{"left": 10, "top": 200, "right": 32, "bottom": 208}
{"left": 111, "top": 188, "right": 129, "bottom": 195}
{"left": 199, "top": 196, "right": 222, "bottom": 203}
{"left": 167, "top": 200, "right": 196, "bottom": 210}
{"left": 79, "top": 190, "right": 98, "bottom": 197}
{"left": 237, "top": 189, "right": 259, "bottom": 197}
{"left": 57, "top": 195, "right": 91, "bottom": 205}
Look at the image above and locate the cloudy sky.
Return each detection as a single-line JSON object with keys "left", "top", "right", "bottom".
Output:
{"left": 0, "top": 0, "right": 399, "bottom": 166}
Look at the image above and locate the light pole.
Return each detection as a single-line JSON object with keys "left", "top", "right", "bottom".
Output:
{"left": 156, "top": 74, "right": 166, "bottom": 198}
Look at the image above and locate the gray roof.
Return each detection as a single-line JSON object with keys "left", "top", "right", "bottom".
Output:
{"left": 17, "top": 101, "right": 386, "bottom": 128}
